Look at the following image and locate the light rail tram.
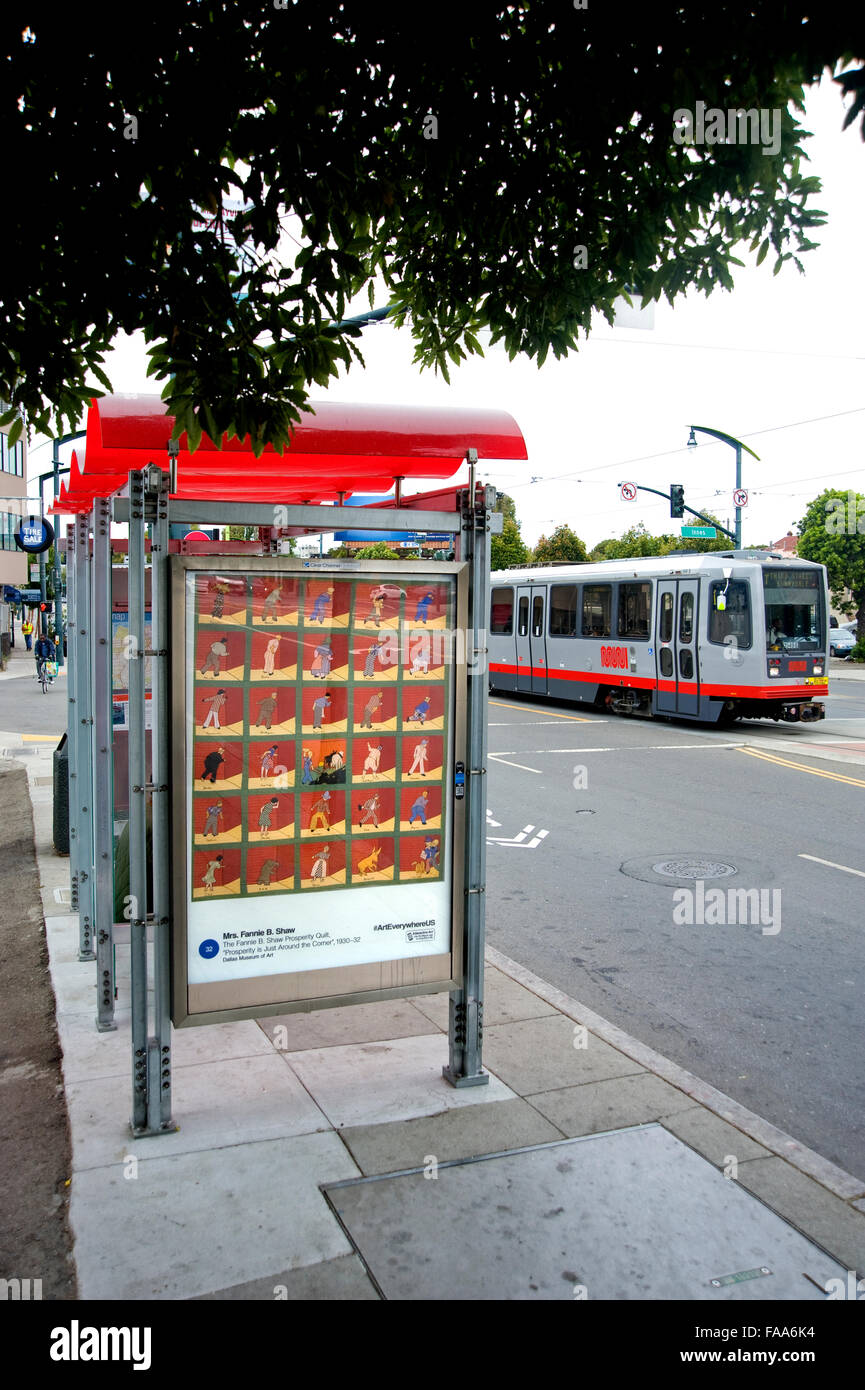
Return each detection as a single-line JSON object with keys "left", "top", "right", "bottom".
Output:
{"left": 488, "top": 551, "right": 829, "bottom": 724}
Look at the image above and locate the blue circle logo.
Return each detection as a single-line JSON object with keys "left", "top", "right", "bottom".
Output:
{"left": 199, "top": 939, "right": 220, "bottom": 959}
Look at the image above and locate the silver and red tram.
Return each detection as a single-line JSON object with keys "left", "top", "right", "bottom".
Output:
{"left": 488, "top": 552, "right": 829, "bottom": 724}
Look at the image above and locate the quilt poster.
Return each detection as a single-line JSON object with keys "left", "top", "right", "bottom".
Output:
{"left": 183, "top": 569, "right": 457, "bottom": 985}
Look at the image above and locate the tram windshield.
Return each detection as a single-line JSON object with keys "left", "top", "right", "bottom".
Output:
{"left": 763, "top": 568, "right": 824, "bottom": 652}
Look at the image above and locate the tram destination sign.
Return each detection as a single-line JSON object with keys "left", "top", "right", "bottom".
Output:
{"left": 169, "top": 556, "right": 469, "bottom": 1027}
{"left": 681, "top": 525, "right": 717, "bottom": 538}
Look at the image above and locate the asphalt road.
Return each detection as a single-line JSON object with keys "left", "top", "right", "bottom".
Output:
{"left": 485, "top": 677, "right": 865, "bottom": 1181}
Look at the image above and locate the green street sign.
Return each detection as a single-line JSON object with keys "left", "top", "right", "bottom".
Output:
{"left": 681, "top": 525, "right": 716, "bottom": 538}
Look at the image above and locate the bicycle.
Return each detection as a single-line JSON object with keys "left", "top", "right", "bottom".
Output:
{"left": 36, "top": 657, "right": 55, "bottom": 693}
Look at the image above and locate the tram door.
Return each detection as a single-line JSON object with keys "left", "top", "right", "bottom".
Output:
{"left": 529, "top": 589, "right": 548, "bottom": 695}
{"left": 515, "top": 586, "right": 547, "bottom": 693}
{"left": 515, "top": 588, "right": 533, "bottom": 692}
{"left": 655, "top": 580, "right": 700, "bottom": 716}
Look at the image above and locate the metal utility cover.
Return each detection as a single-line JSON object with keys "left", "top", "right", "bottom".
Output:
{"left": 323, "top": 1125, "right": 846, "bottom": 1301}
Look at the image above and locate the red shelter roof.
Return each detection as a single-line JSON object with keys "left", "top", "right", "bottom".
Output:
{"left": 48, "top": 393, "right": 527, "bottom": 514}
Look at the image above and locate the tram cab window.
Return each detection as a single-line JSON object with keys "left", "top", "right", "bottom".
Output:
{"left": 618, "top": 583, "right": 652, "bottom": 639}
{"left": 518, "top": 596, "right": 529, "bottom": 637}
{"left": 708, "top": 580, "right": 752, "bottom": 648}
{"left": 582, "top": 585, "right": 611, "bottom": 637}
{"left": 550, "top": 584, "right": 578, "bottom": 637}
{"left": 763, "top": 569, "right": 822, "bottom": 652}
{"left": 491, "top": 587, "right": 514, "bottom": 635}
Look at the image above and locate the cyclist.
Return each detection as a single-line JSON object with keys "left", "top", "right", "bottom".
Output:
{"left": 34, "top": 631, "right": 54, "bottom": 686}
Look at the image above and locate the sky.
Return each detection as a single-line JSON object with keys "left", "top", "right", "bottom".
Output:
{"left": 29, "top": 75, "right": 865, "bottom": 552}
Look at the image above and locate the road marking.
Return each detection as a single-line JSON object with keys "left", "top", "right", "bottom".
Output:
{"left": 798, "top": 854, "right": 865, "bottom": 880}
{"left": 22, "top": 734, "right": 63, "bottom": 742}
{"left": 487, "top": 754, "right": 542, "bottom": 773}
{"left": 487, "top": 825, "right": 550, "bottom": 849}
{"left": 737, "top": 746, "right": 865, "bottom": 788}
{"left": 489, "top": 743, "right": 744, "bottom": 755}
{"left": 488, "top": 701, "right": 603, "bottom": 723}
{"left": 486, "top": 809, "right": 502, "bottom": 828}
{"left": 488, "top": 719, "right": 602, "bottom": 726}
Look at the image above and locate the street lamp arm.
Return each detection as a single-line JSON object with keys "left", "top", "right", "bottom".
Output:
{"left": 689, "top": 425, "right": 760, "bottom": 460}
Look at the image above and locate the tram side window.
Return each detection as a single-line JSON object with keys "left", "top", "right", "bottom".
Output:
{"left": 518, "top": 596, "right": 529, "bottom": 637}
{"left": 708, "top": 581, "right": 752, "bottom": 648}
{"left": 618, "top": 583, "right": 652, "bottom": 639}
{"left": 549, "top": 584, "right": 578, "bottom": 637}
{"left": 582, "top": 585, "right": 611, "bottom": 638}
{"left": 491, "top": 587, "right": 514, "bottom": 635}
{"left": 660, "top": 592, "right": 674, "bottom": 643}
{"left": 679, "top": 591, "right": 694, "bottom": 644}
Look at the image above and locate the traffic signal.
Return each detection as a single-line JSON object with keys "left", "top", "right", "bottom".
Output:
{"left": 670, "top": 484, "right": 685, "bottom": 518}
{"left": 39, "top": 601, "right": 48, "bottom": 612}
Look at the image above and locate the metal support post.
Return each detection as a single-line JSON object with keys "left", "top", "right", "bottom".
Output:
{"left": 128, "top": 466, "right": 176, "bottom": 1135}
{"left": 128, "top": 470, "right": 151, "bottom": 1132}
{"left": 444, "top": 449, "right": 490, "bottom": 1087}
{"left": 66, "top": 523, "right": 79, "bottom": 912}
{"left": 53, "top": 442, "right": 65, "bottom": 668}
{"left": 147, "top": 466, "right": 176, "bottom": 1132}
{"left": 38, "top": 475, "right": 47, "bottom": 614}
{"left": 735, "top": 444, "right": 742, "bottom": 549}
{"left": 91, "top": 499, "right": 116, "bottom": 1029}
{"left": 75, "top": 512, "right": 95, "bottom": 960}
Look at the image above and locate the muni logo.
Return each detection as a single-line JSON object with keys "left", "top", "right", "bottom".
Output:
{"left": 600, "top": 645, "right": 629, "bottom": 670}
{"left": 49, "top": 1321, "right": 152, "bottom": 1371}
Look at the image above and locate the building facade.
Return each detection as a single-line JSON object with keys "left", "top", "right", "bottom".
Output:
{"left": 0, "top": 423, "right": 27, "bottom": 589}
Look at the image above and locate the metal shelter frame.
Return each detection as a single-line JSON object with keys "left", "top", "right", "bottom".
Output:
{"left": 66, "top": 452, "right": 502, "bottom": 1135}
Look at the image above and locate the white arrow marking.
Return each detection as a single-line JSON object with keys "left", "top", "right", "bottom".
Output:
{"left": 486, "top": 826, "right": 550, "bottom": 849}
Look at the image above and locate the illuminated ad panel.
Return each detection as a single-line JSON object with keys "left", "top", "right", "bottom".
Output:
{"left": 170, "top": 559, "right": 468, "bottom": 1025}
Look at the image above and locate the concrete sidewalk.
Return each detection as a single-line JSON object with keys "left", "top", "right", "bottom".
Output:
{"left": 12, "top": 735, "right": 865, "bottom": 1300}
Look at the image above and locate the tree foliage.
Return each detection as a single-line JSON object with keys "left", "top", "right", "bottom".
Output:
{"left": 533, "top": 525, "right": 588, "bottom": 565}
{"left": 3, "top": 8, "right": 863, "bottom": 451}
{"left": 491, "top": 491, "right": 529, "bottom": 569}
{"left": 798, "top": 489, "right": 865, "bottom": 657}
{"left": 588, "top": 519, "right": 734, "bottom": 560}
{"left": 493, "top": 492, "right": 518, "bottom": 525}
{"left": 353, "top": 542, "right": 401, "bottom": 560}
{"left": 491, "top": 517, "right": 530, "bottom": 571}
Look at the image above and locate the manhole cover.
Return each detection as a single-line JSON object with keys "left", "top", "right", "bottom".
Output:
{"left": 652, "top": 859, "right": 737, "bottom": 880}
{"left": 620, "top": 854, "right": 766, "bottom": 888}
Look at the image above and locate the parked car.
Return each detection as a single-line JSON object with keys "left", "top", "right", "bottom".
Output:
{"left": 829, "top": 628, "right": 856, "bottom": 657}
{"left": 840, "top": 620, "right": 858, "bottom": 637}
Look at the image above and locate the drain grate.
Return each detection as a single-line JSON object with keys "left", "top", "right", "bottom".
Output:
{"left": 652, "top": 859, "right": 737, "bottom": 880}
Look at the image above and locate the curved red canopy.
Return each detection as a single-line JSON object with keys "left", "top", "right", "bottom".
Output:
{"left": 48, "top": 393, "right": 527, "bottom": 513}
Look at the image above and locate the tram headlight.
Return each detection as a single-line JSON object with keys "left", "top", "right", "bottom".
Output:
{"left": 769, "top": 665, "right": 780, "bottom": 677}
{"left": 812, "top": 663, "right": 823, "bottom": 675}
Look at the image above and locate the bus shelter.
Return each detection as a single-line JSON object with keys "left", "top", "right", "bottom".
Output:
{"left": 49, "top": 395, "right": 526, "bottom": 1137}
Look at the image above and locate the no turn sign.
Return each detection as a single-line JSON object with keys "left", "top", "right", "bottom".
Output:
{"left": 733, "top": 489, "right": 748, "bottom": 508}
{"left": 621, "top": 482, "right": 638, "bottom": 501}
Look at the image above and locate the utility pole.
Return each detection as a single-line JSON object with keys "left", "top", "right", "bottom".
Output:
{"left": 686, "top": 426, "right": 759, "bottom": 549}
